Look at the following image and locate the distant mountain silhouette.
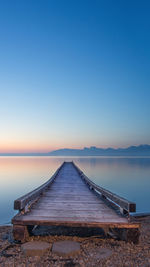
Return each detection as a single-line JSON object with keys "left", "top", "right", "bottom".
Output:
{"left": 48, "top": 145, "right": 150, "bottom": 156}
{"left": 0, "top": 145, "right": 150, "bottom": 156}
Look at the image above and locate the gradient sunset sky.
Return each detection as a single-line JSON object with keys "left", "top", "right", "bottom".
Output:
{"left": 0, "top": 0, "right": 150, "bottom": 153}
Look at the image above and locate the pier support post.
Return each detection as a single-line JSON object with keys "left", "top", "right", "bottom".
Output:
{"left": 13, "top": 225, "right": 31, "bottom": 243}
{"left": 108, "top": 227, "right": 140, "bottom": 244}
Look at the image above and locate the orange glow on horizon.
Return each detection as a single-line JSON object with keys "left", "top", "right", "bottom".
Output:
{"left": 0, "top": 141, "right": 83, "bottom": 153}
{"left": 0, "top": 143, "right": 132, "bottom": 153}
{"left": 0, "top": 137, "right": 134, "bottom": 154}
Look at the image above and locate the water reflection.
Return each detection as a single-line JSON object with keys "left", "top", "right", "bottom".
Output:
{"left": 0, "top": 156, "right": 150, "bottom": 224}
{"left": 74, "top": 157, "right": 150, "bottom": 214}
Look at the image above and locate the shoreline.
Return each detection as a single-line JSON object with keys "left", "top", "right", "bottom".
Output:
{"left": 0, "top": 216, "right": 150, "bottom": 266}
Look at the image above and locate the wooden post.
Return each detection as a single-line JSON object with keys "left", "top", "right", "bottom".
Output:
{"left": 27, "top": 225, "right": 35, "bottom": 234}
{"left": 13, "top": 225, "right": 30, "bottom": 243}
{"left": 108, "top": 227, "right": 140, "bottom": 244}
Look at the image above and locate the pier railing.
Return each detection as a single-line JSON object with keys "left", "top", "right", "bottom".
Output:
{"left": 14, "top": 162, "right": 65, "bottom": 211}
{"left": 72, "top": 161, "right": 136, "bottom": 214}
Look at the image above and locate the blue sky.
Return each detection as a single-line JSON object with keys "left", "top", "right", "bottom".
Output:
{"left": 0, "top": 0, "right": 150, "bottom": 152}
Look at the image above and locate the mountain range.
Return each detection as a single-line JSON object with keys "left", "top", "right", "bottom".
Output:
{"left": 0, "top": 145, "right": 150, "bottom": 156}
{"left": 48, "top": 145, "right": 150, "bottom": 156}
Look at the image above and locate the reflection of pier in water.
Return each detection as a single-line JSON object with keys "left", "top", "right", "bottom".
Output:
{"left": 12, "top": 162, "right": 140, "bottom": 243}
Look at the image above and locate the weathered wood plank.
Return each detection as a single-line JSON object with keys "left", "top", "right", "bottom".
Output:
{"left": 44, "top": 193, "right": 93, "bottom": 197}
{"left": 41, "top": 196, "right": 99, "bottom": 201}
{"left": 36, "top": 200, "right": 103, "bottom": 204}
{"left": 29, "top": 210, "right": 119, "bottom": 218}
{"left": 31, "top": 204, "right": 109, "bottom": 210}
{"left": 12, "top": 214, "right": 139, "bottom": 228}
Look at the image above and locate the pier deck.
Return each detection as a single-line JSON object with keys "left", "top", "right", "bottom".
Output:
{"left": 12, "top": 162, "right": 140, "bottom": 243}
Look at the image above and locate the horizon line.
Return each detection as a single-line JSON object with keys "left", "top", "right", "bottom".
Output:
{"left": 0, "top": 144, "right": 149, "bottom": 154}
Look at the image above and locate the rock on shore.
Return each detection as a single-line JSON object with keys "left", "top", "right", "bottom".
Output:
{"left": 0, "top": 216, "right": 150, "bottom": 267}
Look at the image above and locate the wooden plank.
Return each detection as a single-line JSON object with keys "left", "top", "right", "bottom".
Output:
{"left": 36, "top": 199, "right": 101, "bottom": 204}
{"left": 44, "top": 193, "right": 92, "bottom": 197}
{"left": 32, "top": 208, "right": 115, "bottom": 213}
{"left": 13, "top": 213, "right": 129, "bottom": 223}
{"left": 31, "top": 203, "right": 109, "bottom": 210}
{"left": 32, "top": 204, "right": 116, "bottom": 210}
{"left": 45, "top": 187, "right": 90, "bottom": 192}
{"left": 12, "top": 214, "right": 139, "bottom": 228}
{"left": 29, "top": 209, "right": 119, "bottom": 217}
{"left": 39, "top": 195, "right": 99, "bottom": 200}
{"left": 36, "top": 200, "right": 103, "bottom": 205}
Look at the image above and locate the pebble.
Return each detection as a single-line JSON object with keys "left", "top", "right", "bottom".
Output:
{"left": 21, "top": 241, "right": 51, "bottom": 256}
{"left": 52, "top": 240, "right": 80, "bottom": 256}
{"left": 0, "top": 217, "right": 150, "bottom": 266}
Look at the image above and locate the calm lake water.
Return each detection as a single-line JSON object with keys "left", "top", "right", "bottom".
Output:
{"left": 0, "top": 156, "right": 150, "bottom": 224}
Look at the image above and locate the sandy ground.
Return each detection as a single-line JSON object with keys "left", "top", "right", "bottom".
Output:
{"left": 0, "top": 216, "right": 150, "bottom": 267}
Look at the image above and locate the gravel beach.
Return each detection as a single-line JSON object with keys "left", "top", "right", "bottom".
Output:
{"left": 0, "top": 216, "right": 150, "bottom": 267}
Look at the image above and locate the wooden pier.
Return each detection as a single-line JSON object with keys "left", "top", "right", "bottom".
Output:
{"left": 12, "top": 162, "right": 140, "bottom": 243}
